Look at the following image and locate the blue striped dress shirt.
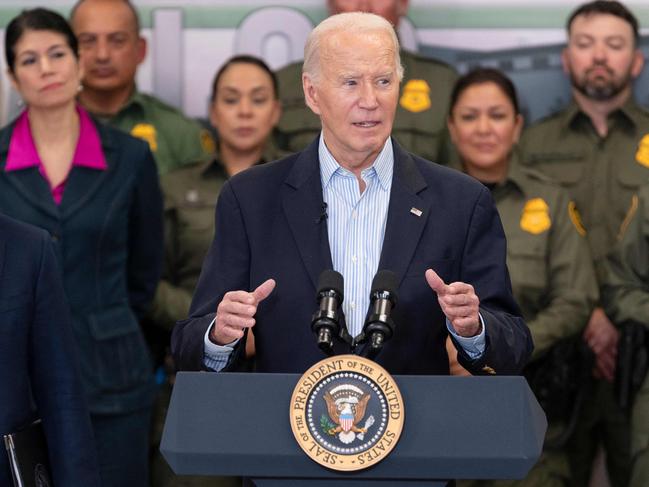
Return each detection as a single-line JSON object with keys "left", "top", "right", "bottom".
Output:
{"left": 319, "top": 135, "right": 393, "bottom": 337}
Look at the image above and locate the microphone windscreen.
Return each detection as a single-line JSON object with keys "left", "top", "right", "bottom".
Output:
{"left": 371, "top": 270, "right": 398, "bottom": 296}
{"left": 317, "top": 269, "right": 344, "bottom": 299}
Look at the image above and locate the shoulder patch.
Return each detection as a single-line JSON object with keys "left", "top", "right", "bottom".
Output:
{"left": 131, "top": 123, "right": 157, "bottom": 152}
{"left": 568, "top": 201, "right": 587, "bottom": 236}
{"left": 399, "top": 79, "right": 431, "bottom": 113}
{"left": 636, "top": 134, "right": 649, "bottom": 168}
{"left": 200, "top": 129, "right": 215, "bottom": 155}
{"left": 520, "top": 198, "right": 551, "bottom": 234}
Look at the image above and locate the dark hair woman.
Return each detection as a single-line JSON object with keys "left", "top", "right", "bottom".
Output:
{"left": 0, "top": 8, "right": 163, "bottom": 487}
{"left": 147, "top": 54, "right": 282, "bottom": 486}
{"left": 447, "top": 68, "right": 598, "bottom": 487}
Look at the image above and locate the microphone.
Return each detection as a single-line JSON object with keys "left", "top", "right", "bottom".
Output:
{"left": 311, "top": 270, "right": 349, "bottom": 355}
{"left": 357, "top": 270, "right": 399, "bottom": 358}
{"left": 315, "top": 202, "right": 328, "bottom": 224}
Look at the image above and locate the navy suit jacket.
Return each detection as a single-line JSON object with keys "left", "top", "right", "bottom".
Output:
{"left": 173, "top": 138, "right": 532, "bottom": 375}
{"left": 0, "top": 118, "right": 163, "bottom": 414}
{"left": 0, "top": 213, "right": 100, "bottom": 486}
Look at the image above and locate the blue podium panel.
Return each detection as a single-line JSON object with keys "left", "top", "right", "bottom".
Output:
{"left": 253, "top": 480, "right": 446, "bottom": 486}
{"left": 161, "top": 373, "right": 546, "bottom": 483}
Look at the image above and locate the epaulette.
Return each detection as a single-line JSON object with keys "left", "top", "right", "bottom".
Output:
{"left": 401, "top": 49, "right": 456, "bottom": 72}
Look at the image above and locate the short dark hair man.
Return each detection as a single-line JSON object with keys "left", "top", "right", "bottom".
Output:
{"left": 71, "top": 0, "right": 213, "bottom": 174}
{"left": 519, "top": 2, "right": 648, "bottom": 485}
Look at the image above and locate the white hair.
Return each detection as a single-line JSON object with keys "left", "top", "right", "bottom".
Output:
{"left": 303, "top": 12, "right": 404, "bottom": 84}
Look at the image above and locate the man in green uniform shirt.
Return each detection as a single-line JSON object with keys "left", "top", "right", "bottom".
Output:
{"left": 602, "top": 183, "right": 649, "bottom": 487}
{"left": 275, "top": 0, "right": 457, "bottom": 164}
{"left": 71, "top": 0, "right": 214, "bottom": 174}
{"left": 519, "top": 2, "right": 649, "bottom": 485}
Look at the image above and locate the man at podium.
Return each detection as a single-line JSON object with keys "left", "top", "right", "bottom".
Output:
{"left": 172, "top": 12, "right": 532, "bottom": 377}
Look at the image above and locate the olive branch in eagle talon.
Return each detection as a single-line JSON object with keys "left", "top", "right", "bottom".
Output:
{"left": 320, "top": 414, "right": 336, "bottom": 434}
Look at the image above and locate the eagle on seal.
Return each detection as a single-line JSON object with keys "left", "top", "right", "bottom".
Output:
{"left": 323, "top": 386, "right": 372, "bottom": 444}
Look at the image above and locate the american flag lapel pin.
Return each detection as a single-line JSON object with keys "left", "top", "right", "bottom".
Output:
{"left": 410, "top": 207, "right": 423, "bottom": 217}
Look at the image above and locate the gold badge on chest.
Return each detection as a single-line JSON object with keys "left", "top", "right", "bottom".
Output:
{"left": 399, "top": 79, "right": 431, "bottom": 113}
{"left": 200, "top": 129, "right": 215, "bottom": 154}
{"left": 636, "top": 134, "right": 649, "bottom": 168}
{"left": 130, "top": 123, "right": 158, "bottom": 152}
{"left": 520, "top": 198, "right": 551, "bottom": 234}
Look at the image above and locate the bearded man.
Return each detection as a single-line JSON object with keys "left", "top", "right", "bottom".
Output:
{"left": 519, "top": 2, "right": 648, "bottom": 486}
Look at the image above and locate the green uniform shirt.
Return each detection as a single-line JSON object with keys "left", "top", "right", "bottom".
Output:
{"left": 603, "top": 183, "right": 649, "bottom": 324}
{"left": 456, "top": 159, "right": 598, "bottom": 487}
{"left": 519, "top": 100, "right": 649, "bottom": 284}
{"left": 89, "top": 91, "right": 214, "bottom": 175}
{"left": 453, "top": 157, "right": 598, "bottom": 359}
{"left": 150, "top": 145, "right": 285, "bottom": 329}
{"left": 275, "top": 50, "right": 457, "bottom": 164}
{"left": 602, "top": 183, "right": 649, "bottom": 473}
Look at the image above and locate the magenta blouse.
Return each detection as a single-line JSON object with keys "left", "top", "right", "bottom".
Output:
{"left": 5, "top": 106, "right": 107, "bottom": 204}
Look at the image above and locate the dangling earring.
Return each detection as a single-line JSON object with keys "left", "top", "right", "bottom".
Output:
{"left": 77, "top": 83, "right": 83, "bottom": 93}
{"left": 17, "top": 98, "right": 24, "bottom": 108}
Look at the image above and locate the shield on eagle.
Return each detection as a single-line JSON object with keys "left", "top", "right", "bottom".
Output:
{"left": 323, "top": 384, "right": 374, "bottom": 444}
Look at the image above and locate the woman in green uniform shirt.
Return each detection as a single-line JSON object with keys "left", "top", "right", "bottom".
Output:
{"left": 149, "top": 55, "right": 283, "bottom": 487}
{"left": 446, "top": 68, "right": 598, "bottom": 487}
{"left": 151, "top": 55, "right": 282, "bottom": 343}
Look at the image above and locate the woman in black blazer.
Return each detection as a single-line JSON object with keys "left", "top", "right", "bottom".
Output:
{"left": 0, "top": 9, "right": 163, "bottom": 487}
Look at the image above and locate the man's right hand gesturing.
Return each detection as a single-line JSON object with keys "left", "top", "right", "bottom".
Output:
{"left": 210, "top": 279, "right": 276, "bottom": 345}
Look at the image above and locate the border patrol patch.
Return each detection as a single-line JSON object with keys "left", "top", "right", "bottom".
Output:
{"left": 636, "top": 134, "right": 649, "bottom": 168}
{"left": 200, "top": 129, "right": 216, "bottom": 154}
{"left": 131, "top": 123, "right": 158, "bottom": 152}
{"left": 399, "top": 79, "right": 431, "bottom": 113}
{"left": 568, "top": 201, "right": 587, "bottom": 236}
{"left": 520, "top": 198, "right": 551, "bottom": 234}
{"left": 290, "top": 354, "right": 404, "bottom": 471}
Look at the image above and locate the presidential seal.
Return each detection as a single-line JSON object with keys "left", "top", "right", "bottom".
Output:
{"left": 289, "top": 355, "right": 404, "bottom": 471}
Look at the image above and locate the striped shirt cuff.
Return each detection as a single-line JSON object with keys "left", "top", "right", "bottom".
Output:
{"left": 203, "top": 317, "right": 239, "bottom": 371}
{"left": 446, "top": 313, "right": 486, "bottom": 359}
